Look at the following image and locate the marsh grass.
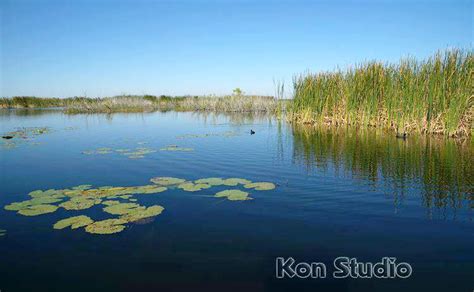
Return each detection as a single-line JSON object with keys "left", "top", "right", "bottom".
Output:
{"left": 289, "top": 49, "right": 473, "bottom": 137}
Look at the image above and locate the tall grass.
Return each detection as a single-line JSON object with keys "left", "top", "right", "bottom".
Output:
{"left": 289, "top": 49, "right": 473, "bottom": 137}
{"left": 64, "top": 95, "right": 279, "bottom": 114}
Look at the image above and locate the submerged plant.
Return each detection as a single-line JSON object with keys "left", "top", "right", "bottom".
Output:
{"left": 53, "top": 215, "right": 94, "bottom": 230}
{"left": 0, "top": 229, "right": 6, "bottom": 236}
{"left": 214, "top": 190, "right": 252, "bottom": 201}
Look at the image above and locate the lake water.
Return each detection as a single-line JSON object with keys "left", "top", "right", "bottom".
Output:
{"left": 0, "top": 109, "right": 472, "bottom": 292}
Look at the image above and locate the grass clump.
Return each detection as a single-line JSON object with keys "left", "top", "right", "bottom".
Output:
{"left": 289, "top": 49, "right": 473, "bottom": 137}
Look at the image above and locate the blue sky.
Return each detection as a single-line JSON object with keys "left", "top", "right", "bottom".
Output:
{"left": 1, "top": 0, "right": 472, "bottom": 97}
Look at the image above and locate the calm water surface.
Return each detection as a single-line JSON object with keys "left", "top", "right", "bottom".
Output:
{"left": 0, "top": 109, "right": 473, "bottom": 292}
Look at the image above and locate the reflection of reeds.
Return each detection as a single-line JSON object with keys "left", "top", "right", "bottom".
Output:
{"left": 291, "top": 125, "right": 473, "bottom": 218}
{"left": 289, "top": 49, "right": 473, "bottom": 137}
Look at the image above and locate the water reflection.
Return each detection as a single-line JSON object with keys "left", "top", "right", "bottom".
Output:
{"left": 291, "top": 125, "right": 473, "bottom": 219}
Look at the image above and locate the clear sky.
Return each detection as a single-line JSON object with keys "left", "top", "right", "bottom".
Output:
{"left": 1, "top": 0, "right": 472, "bottom": 98}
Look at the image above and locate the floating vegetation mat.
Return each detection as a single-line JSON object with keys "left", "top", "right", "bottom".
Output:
{"left": 176, "top": 131, "right": 240, "bottom": 139}
{"left": 1, "top": 127, "right": 51, "bottom": 150}
{"left": 3, "top": 176, "right": 277, "bottom": 235}
{"left": 159, "top": 145, "right": 194, "bottom": 152}
{"left": 82, "top": 146, "right": 157, "bottom": 159}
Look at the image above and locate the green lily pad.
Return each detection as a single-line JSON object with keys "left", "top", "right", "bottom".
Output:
{"left": 160, "top": 145, "right": 194, "bottom": 152}
{"left": 243, "top": 182, "right": 276, "bottom": 191}
{"left": 120, "top": 205, "right": 164, "bottom": 223}
{"left": 53, "top": 215, "right": 94, "bottom": 230}
{"left": 177, "top": 182, "right": 211, "bottom": 192}
{"left": 60, "top": 197, "right": 102, "bottom": 210}
{"left": 150, "top": 177, "right": 186, "bottom": 186}
{"left": 103, "top": 203, "right": 143, "bottom": 215}
{"left": 85, "top": 219, "right": 127, "bottom": 235}
{"left": 215, "top": 190, "right": 252, "bottom": 201}
{"left": 4, "top": 195, "right": 63, "bottom": 211}
{"left": 18, "top": 204, "right": 58, "bottom": 216}
{"left": 194, "top": 178, "right": 225, "bottom": 186}
{"left": 102, "top": 200, "right": 121, "bottom": 206}
{"left": 72, "top": 185, "right": 93, "bottom": 191}
{"left": 223, "top": 178, "right": 252, "bottom": 186}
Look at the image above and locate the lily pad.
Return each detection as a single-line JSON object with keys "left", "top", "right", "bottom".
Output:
{"left": 194, "top": 178, "right": 225, "bottom": 186}
{"left": 160, "top": 145, "right": 194, "bottom": 152}
{"left": 177, "top": 182, "right": 211, "bottom": 192}
{"left": 150, "top": 177, "right": 186, "bottom": 186}
{"left": 85, "top": 219, "right": 127, "bottom": 235}
{"left": 223, "top": 178, "right": 252, "bottom": 186}
{"left": 60, "top": 197, "right": 102, "bottom": 210}
{"left": 102, "top": 200, "right": 121, "bottom": 206}
{"left": 120, "top": 205, "right": 164, "bottom": 223}
{"left": 103, "top": 203, "right": 143, "bottom": 215}
{"left": 53, "top": 215, "right": 94, "bottom": 230}
{"left": 215, "top": 190, "right": 252, "bottom": 201}
{"left": 18, "top": 204, "right": 58, "bottom": 216}
{"left": 72, "top": 185, "right": 93, "bottom": 191}
{"left": 243, "top": 182, "right": 276, "bottom": 191}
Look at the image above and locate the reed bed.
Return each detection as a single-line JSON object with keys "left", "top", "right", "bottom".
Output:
{"left": 0, "top": 96, "right": 66, "bottom": 108}
{"left": 289, "top": 49, "right": 473, "bottom": 137}
{"left": 63, "top": 95, "right": 280, "bottom": 114}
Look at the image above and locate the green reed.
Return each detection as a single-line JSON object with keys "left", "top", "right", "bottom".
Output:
{"left": 290, "top": 49, "right": 473, "bottom": 137}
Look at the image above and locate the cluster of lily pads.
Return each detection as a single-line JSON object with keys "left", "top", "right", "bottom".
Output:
{"left": 3, "top": 176, "right": 276, "bottom": 235}
{"left": 159, "top": 145, "right": 194, "bottom": 152}
{"left": 1, "top": 127, "right": 51, "bottom": 149}
{"left": 175, "top": 131, "right": 240, "bottom": 139}
{"left": 82, "top": 147, "right": 158, "bottom": 159}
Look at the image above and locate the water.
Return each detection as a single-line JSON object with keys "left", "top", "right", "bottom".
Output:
{"left": 0, "top": 109, "right": 472, "bottom": 291}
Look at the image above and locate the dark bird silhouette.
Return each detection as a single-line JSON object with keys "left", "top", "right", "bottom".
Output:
{"left": 396, "top": 132, "right": 407, "bottom": 139}
{"left": 2, "top": 136, "right": 13, "bottom": 140}
{"left": 250, "top": 129, "right": 255, "bottom": 135}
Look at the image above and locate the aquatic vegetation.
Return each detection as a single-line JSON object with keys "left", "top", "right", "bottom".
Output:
{"left": 0, "top": 127, "right": 51, "bottom": 150}
{"left": 72, "top": 185, "right": 92, "bottom": 191}
{"left": 119, "top": 205, "right": 164, "bottom": 223}
{"left": 85, "top": 219, "right": 127, "bottom": 235}
{"left": 103, "top": 203, "right": 142, "bottom": 215}
{"left": 18, "top": 204, "right": 58, "bottom": 216}
{"left": 244, "top": 182, "right": 276, "bottom": 191}
{"left": 176, "top": 131, "right": 241, "bottom": 139}
{"left": 0, "top": 229, "right": 6, "bottom": 236}
{"left": 290, "top": 49, "right": 473, "bottom": 137}
{"left": 160, "top": 145, "right": 194, "bottom": 152}
{"left": 53, "top": 215, "right": 94, "bottom": 230}
{"left": 215, "top": 190, "right": 252, "bottom": 201}
{"left": 150, "top": 177, "right": 186, "bottom": 186}
{"left": 3, "top": 176, "right": 277, "bottom": 235}
{"left": 120, "top": 147, "right": 157, "bottom": 159}
{"left": 177, "top": 182, "right": 211, "bottom": 192}
{"left": 60, "top": 197, "right": 102, "bottom": 210}
{"left": 102, "top": 200, "right": 120, "bottom": 206}
{"left": 194, "top": 177, "right": 225, "bottom": 186}
{"left": 223, "top": 178, "right": 252, "bottom": 186}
